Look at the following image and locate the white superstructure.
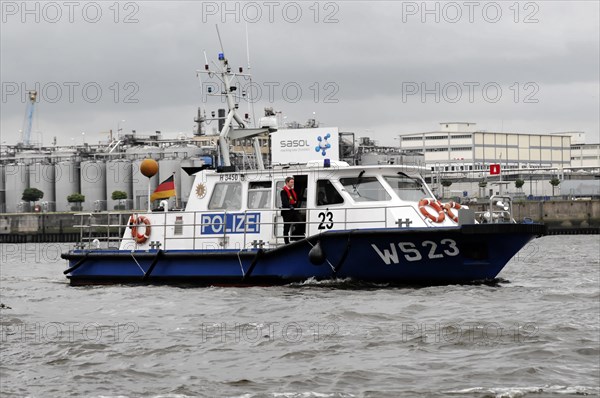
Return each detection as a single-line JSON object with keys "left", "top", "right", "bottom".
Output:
{"left": 118, "top": 161, "right": 476, "bottom": 251}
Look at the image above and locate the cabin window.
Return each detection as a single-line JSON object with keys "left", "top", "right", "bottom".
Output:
{"left": 383, "top": 175, "right": 428, "bottom": 201}
{"left": 208, "top": 183, "right": 242, "bottom": 210}
{"left": 316, "top": 180, "right": 344, "bottom": 206}
{"left": 248, "top": 181, "right": 272, "bottom": 209}
{"left": 339, "top": 176, "right": 391, "bottom": 202}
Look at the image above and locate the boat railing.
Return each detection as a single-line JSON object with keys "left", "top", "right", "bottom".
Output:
{"left": 474, "top": 195, "right": 516, "bottom": 224}
{"left": 71, "top": 204, "right": 429, "bottom": 250}
{"left": 72, "top": 212, "right": 133, "bottom": 249}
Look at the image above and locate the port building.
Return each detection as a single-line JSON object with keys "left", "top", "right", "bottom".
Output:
{"left": 397, "top": 122, "right": 578, "bottom": 172}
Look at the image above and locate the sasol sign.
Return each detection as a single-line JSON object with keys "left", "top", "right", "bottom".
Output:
{"left": 200, "top": 213, "right": 261, "bottom": 235}
{"left": 271, "top": 127, "right": 339, "bottom": 164}
{"left": 280, "top": 139, "right": 310, "bottom": 148}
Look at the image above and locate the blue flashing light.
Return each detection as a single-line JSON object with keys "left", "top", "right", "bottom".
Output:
{"left": 324, "top": 159, "right": 331, "bottom": 168}
{"left": 218, "top": 53, "right": 225, "bottom": 60}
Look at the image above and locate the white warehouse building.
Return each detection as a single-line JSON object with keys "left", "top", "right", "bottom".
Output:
{"left": 398, "top": 122, "right": 573, "bottom": 172}
{"left": 558, "top": 132, "right": 600, "bottom": 168}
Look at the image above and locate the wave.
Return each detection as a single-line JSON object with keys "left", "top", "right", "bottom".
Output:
{"left": 445, "top": 385, "right": 600, "bottom": 397}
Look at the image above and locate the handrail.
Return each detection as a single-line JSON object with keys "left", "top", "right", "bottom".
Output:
{"left": 480, "top": 195, "right": 515, "bottom": 224}
{"left": 70, "top": 203, "right": 439, "bottom": 250}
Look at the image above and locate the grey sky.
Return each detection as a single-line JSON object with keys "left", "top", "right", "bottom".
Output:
{"left": 1, "top": 1, "right": 599, "bottom": 147}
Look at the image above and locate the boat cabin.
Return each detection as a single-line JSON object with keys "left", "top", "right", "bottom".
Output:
{"left": 119, "top": 161, "right": 460, "bottom": 251}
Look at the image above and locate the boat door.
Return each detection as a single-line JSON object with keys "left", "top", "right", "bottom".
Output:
{"left": 307, "top": 177, "right": 347, "bottom": 235}
{"left": 273, "top": 174, "right": 308, "bottom": 243}
{"left": 292, "top": 174, "right": 307, "bottom": 239}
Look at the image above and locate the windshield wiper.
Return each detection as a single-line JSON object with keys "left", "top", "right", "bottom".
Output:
{"left": 352, "top": 170, "right": 366, "bottom": 196}
{"left": 397, "top": 171, "right": 419, "bottom": 182}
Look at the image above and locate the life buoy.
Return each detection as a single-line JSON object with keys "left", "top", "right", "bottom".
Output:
{"left": 443, "top": 201, "right": 462, "bottom": 223}
{"left": 129, "top": 215, "right": 151, "bottom": 244}
{"left": 418, "top": 198, "right": 445, "bottom": 223}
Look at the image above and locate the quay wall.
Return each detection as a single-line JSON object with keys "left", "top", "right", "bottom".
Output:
{"left": 472, "top": 200, "right": 600, "bottom": 228}
{"left": 0, "top": 212, "right": 128, "bottom": 243}
{"left": 0, "top": 201, "right": 598, "bottom": 242}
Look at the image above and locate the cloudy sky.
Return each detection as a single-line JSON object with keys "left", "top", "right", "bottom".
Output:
{"left": 1, "top": 1, "right": 599, "bottom": 147}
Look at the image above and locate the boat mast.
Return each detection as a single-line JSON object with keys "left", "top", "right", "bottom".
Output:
{"left": 197, "top": 27, "right": 270, "bottom": 169}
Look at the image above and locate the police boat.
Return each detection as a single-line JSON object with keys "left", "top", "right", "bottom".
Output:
{"left": 62, "top": 51, "right": 546, "bottom": 286}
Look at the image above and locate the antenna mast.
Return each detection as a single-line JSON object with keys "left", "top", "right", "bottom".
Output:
{"left": 216, "top": 24, "right": 225, "bottom": 55}
{"left": 197, "top": 27, "right": 248, "bottom": 166}
{"left": 245, "top": 22, "right": 257, "bottom": 128}
{"left": 196, "top": 27, "right": 271, "bottom": 170}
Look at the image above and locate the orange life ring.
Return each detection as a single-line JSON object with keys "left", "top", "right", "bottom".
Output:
{"left": 443, "top": 201, "right": 462, "bottom": 223}
{"left": 418, "top": 198, "right": 445, "bottom": 223}
{"left": 129, "top": 215, "right": 151, "bottom": 244}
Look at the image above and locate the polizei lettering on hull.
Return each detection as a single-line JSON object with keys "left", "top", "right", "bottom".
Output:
{"left": 280, "top": 139, "right": 310, "bottom": 148}
{"left": 371, "top": 239, "right": 460, "bottom": 265}
{"left": 200, "top": 213, "right": 261, "bottom": 235}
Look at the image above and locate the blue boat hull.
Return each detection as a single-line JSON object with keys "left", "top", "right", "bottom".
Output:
{"left": 62, "top": 223, "right": 546, "bottom": 286}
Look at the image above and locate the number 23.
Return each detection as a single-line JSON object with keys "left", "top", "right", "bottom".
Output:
{"left": 318, "top": 211, "right": 333, "bottom": 230}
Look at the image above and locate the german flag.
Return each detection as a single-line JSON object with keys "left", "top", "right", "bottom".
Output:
{"left": 151, "top": 175, "right": 175, "bottom": 201}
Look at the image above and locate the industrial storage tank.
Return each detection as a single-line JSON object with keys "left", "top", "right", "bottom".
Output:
{"left": 80, "top": 160, "right": 106, "bottom": 211}
{"left": 157, "top": 158, "right": 181, "bottom": 208}
{"left": 4, "top": 163, "right": 29, "bottom": 213}
{"left": 0, "top": 164, "right": 5, "bottom": 213}
{"left": 160, "top": 144, "right": 202, "bottom": 208}
{"left": 29, "top": 162, "right": 56, "bottom": 207}
{"left": 127, "top": 146, "right": 163, "bottom": 210}
{"left": 163, "top": 144, "right": 202, "bottom": 159}
{"left": 106, "top": 159, "right": 132, "bottom": 210}
{"left": 14, "top": 150, "right": 45, "bottom": 162}
{"left": 55, "top": 160, "right": 80, "bottom": 212}
{"left": 131, "top": 159, "right": 159, "bottom": 211}
{"left": 125, "top": 145, "right": 163, "bottom": 161}
{"left": 180, "top": 158, "right": 206, "bottom": 207}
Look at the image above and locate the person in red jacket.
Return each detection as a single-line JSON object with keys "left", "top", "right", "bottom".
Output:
{"left": 280, "top": 176, "right": 300, "bottom": 244}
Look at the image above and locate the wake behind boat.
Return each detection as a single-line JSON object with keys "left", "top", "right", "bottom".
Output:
{"left": 61, "top": 47, "right": 546, "bottom": 286}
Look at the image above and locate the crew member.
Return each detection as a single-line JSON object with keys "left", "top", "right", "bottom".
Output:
{"left": 280, "top": 176, "right": 299, "bottom": 244}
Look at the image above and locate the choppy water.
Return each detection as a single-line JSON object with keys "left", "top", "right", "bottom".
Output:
{"left": 0, "top": 235, "right": 599, "bottom": 398}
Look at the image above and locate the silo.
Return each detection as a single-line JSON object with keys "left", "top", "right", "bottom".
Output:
{"left": 180, "top": 158, "right": 206, "bottom": 207}
{"left": 126, "top": 145, "right": 163, "bottom": 161}
{"left": 127, "top": 145, "right": 163, "bottom": 210}
{"left": 14, "top": 150, "right": 44, "bottom": 162}
{"left": 80, "top": 160, "right": 106, "bottom": 211}
{"left": 161, "top": 144, "right": 202, "bottom": 208}
{"left": 125, "top": 146, "right": 141, "bottom": 160}
{"left": 131, "top": 159, "right": 159, "bottom": 211}
{"left": 106, "top": 159, "right": 132, "bottom": 210}
{"left": 29, "top": 163, "right": 55, "bottom": 205}
{"left": 158, "top": 158, "right": 180, "bottom": 208}
{"left": 163, "top": 144, "right": 202, "bottom": 160}
{"left": 5, "top": 163, "right": 29, "bottom": 213}
{"left": 0, "top": 164, "right": 5, "bottom": 213}
{"left": 55, "top": 160, "right": 80, "bottom": 212}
